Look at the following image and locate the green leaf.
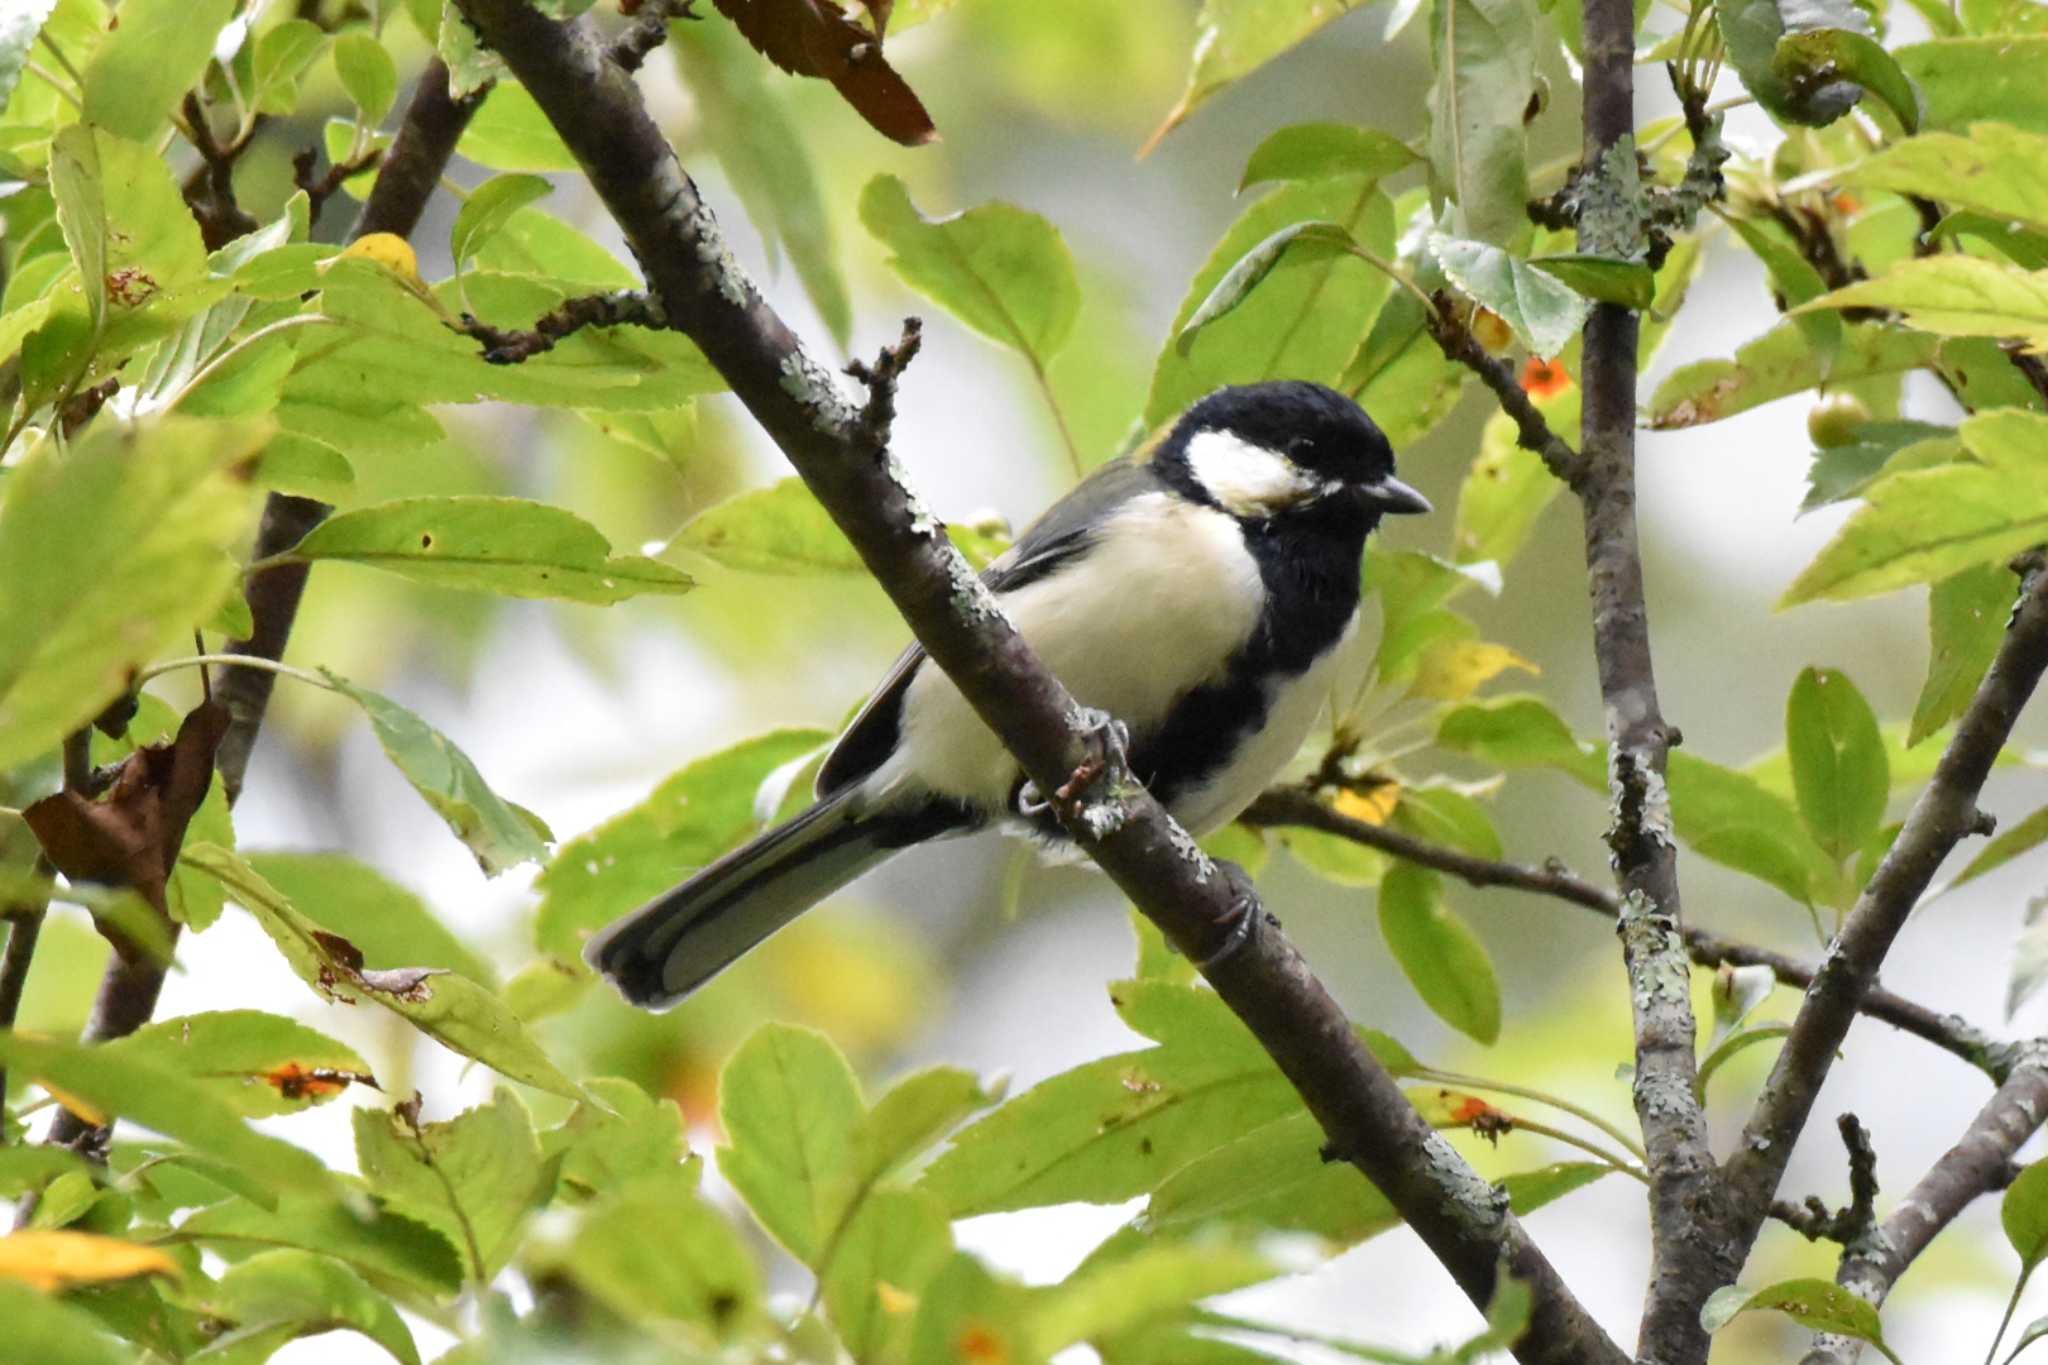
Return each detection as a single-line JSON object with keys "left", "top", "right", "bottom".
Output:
{"left": 0, "top": 1147, "right": 91, "bottom": 1201}
{"left": 534, "top": 728, "right": 830, "bottom": 957}
{"left": 1775, "top": 29, "right": 1923, "bottom": 131}
{"left": 471, "top": 207, "right": 637, "bottom": 289}
{"left": 285, "top": 496, "right": 693, "bottom": 604}
{"left": 820, "top": 1188, "right": 954, "bottom": 1363}
{"left": 1913, "top": 562, "right": 2017, "bottom": 745}
{"left": 1342, "top": 286, "right": 1469, "bottom": 448}
{"left": 183, "top": 844, "right": 583, "bottom": 1100}
{"left": 1149, "top": 0, "right": 1369, "bottom": 149}
{"left": 1435, "top": 694, "right": 1602, "bottom": 780}
{"left": 1028, "top": 1238, "right": 1277, "bottom": 1357}
{"left": 242, "top": 851, "right": 497, "bottom": 986}
{"left": 1786, "top": 666, "right": 1888, "bottom": 861}
{"left": 1392, "top": 786, "right": 1503, "bottom": 860}
{"left": 178, "top": 1195, "right": 464, "bottom": 1299}
{"left": 450, "top": 174, "right": 553, "bottom": 269}
{"left": 1648, "top": 321, "right": 1938, "bottom": 428}
{"left": 0, "top": 417, "right": 260, "bottom": 772}
{"left": 1378, "top": 865, "right": 1501, "bottom": 1044}
{"left": 1699, "top": 1279, "right": 1900, "bottom": 1362}
{"left": 1239, "top": 123, "right": 1421, "bottom": 193}
{"left": 1145, "top": 1110, "right": 1397, "bottom": 1243}
{"left": 556, "top": 1168, "right": 761, "bottom": 1337}
{"left": 1850, "top": 126, "right": 2048, "bottom": 234}
{"left": 1452, "top": 409, "right": 1570, "bottom": 568}
{"left": 2014, "top": 896, "right": 2048, "bottom": 1020}
{"left": 101, "top": 1011, "right": 373, "bottom": 1119}
{"left": 1802, "top": 421, "right": 1954, "bottom": 513}
{"left": 1928, "top": 211, "right": 2048, "bottom": 271}
{"left": 1527, "top": 253, "right": 1657, "bottom": 309}
{"left": 80, "top": 0, "right": 235, "bottom": 141}
{"left": 333, "top": 31, "right": 400, "bottom": 125}
{"left": 1722, "top": 212, "right": 1840, "bottom": 360}
{"left": 253, "top": 20, "right": 330, "bottom": 115}
{"left": 859, "top": 174, "right": 1080, "bottom": 368}
{"left": 1499, "top": 1160, "right": 1613, "bottom": 1215}
{"left": 2004, "top": 1162, "right": 2048, "bottom": 1276}
{"left": 1696, "top": 1023, "right": 1794, "bottom": 1094}
{"left": 354, "top": 1091, "right": 550, "bottom": 1281}
{"left": 1797, "top": 255, "right": 2048, "bottom": 348}
{"left": 439, "top": 2, "right": 508, "bottom": 99}
{"left": 853, "top": 1066, "right": 1001, "bottom": 1190}
{"left": 676, "top": 23, "right": 851, "bottom": 346}
{"left": 542, "top": 1077, "right": 690, "bottom": 1201}
{"left": 1431, "top": 235, "right": 1593, "bottom": 359}
{"left": 48, "top": 124, "right": 106, "bottom": 333}
{"left": 1669, "top": 752, "right": 1835, "bottom": 904}
{"left": 1175, "top": 221, "right": 1363, "bottom": 356}
{"left": 918, "top": 982, "right": 1295, "bottom": 1216}
{"left": 209, "top": 1250, "right": 420, "bottom": 1365}
{"left": 456, "top": 82, "right": 580, "bottom": 171}
{"left": 315, "top": 671, "right": 549, "bottom": 876}
{"left": 718, "top": 1023, "right": 863, "bottom": 1266}
{"left": 1783, "top": 409, "right": 2048, "bottom": 604}
{"left": 0, "top": 1281, "right": 129, "bottom": 1365}
{"left": 908, "top": 1252, "right": 1033, "bottom": 1365}
{"left": 1898, "top": 36, "right": 2048, "bottom": 134}
{"left": 677, "top": 477, "right": 864, "bottom": 574}
{"left": 1716, "top": 0, "right": 1868, "bottom": 126}
{"left": 1955, "top": 804, "right": 2048, "bottom": 894}
{"left": 0, "top": 1032, "right": 329, "bottom": 1208}
{"left": 1148, "top": 175, "right": 1394, "bottom": 426}
{"left": 1428, "top": 0, "right": 1537, "bottom": 242}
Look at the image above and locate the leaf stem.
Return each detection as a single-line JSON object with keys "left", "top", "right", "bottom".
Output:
{"left": 1414, "top": 1066, "right": 1648, "bottom": 1162}
{"left": 132, "top": 654, "right": 334, "bottom": 693}
{"left": 1028, "top": 355, "right": 1084, "bottom": 480}
{"left": 164, "top": 315, "right": 338, "bottom": 413}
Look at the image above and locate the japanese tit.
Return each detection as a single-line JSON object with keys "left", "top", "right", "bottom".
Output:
{"left": 588, "top": 380, "right": 1429, "bottom": 1008}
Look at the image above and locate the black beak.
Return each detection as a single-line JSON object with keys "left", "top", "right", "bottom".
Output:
{"left": 1360, "top": 474, "right": 1432, "bottom": 516}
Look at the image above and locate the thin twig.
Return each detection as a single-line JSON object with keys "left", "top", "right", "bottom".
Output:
{"left": 454, "top": 290, "right": 667, "bottom": 364}
{"left": 1801, "top": 1049, "right": 2048, "bottom": 1365}
{"left": 1242, "top": 787, "right": 2006, "bottom": 1074}
{"left": 609, "top": 0, "right": 699, "bottom": 72}
{"left": 450, "top": 4, "right": 1628, "bottom": 1359}
{"left": 1421, "top": 293, "right": 1580, "bottom": 485}
{"left": 1726, "top": 568, "right": 2048, "bottom": 1247}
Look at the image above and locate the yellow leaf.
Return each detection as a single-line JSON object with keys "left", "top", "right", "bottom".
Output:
{"left": 39, "top": 1083, "right": 105, "bottom": 1128}
{"left": 1408, "top": 640, "right": 1539, "bottom": 701}
{"left": 0, "top": 1231, "right": 180, "bottom": 1291}
{"left": 333, "top": 231, "right": 423, "bottom": 287}
{"left": 1332, "top": 784, "right": 1400, "bottom": 825}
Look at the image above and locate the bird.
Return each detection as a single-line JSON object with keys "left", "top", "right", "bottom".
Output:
{"left": 586, "top": 380, "right": 1431, "bottom": 1008}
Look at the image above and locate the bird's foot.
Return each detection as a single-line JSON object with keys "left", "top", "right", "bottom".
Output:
{"left": 1195, "top": 859, "right": 1267, "bottom": 972}
{"left": 1016, "top": 710, "right": 1129, "bottom": 820}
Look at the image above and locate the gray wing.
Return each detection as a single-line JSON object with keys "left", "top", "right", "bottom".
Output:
{"left": 814, "top": 458, "right": 1164, "bottom": 798}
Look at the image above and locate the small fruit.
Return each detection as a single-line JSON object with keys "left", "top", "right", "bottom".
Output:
{"left": 1807, "top": 392, "right": 1871, "bottom": 448}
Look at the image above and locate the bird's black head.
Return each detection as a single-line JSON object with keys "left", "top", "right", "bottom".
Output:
{"left": 1155, "top": 381, "right": 1430, "bottom": 523}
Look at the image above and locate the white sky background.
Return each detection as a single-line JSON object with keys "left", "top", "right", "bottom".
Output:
{"left": 86, "top": 5, "right": 2048, "bottom": 1361}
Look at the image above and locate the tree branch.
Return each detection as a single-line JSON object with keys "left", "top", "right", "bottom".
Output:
{"left": 1576, "top": 0, "right": 1730, "bottom": 1350}
{"left": 448, "top": 4, "right": 1627, "bottom": 1360}
{"left": 0, "top": 858, "right": 52, "bottom": 1137}
{"left": 1241, "top": 786, "right": 2009, "bottom": 1076}
{"left": 1725, "top": 568, "right": 2048, "bottom": 1241}
{"left": 1422, "top": 297, "right": 1579, "bottom": 484}
{"left": 1801, "top": 1047, "right": 2048, "bottom": 1365}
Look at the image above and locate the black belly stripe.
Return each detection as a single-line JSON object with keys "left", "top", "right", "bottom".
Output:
{"left": 1011, "top": 498, "right": 1374, "bottom": 835}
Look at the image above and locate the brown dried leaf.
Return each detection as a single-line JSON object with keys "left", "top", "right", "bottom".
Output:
{"left": 710, "top": 0, "right": 936, "bottom": 145}
{"left": 24, "top": 700, "right": 230, "bottom": 914}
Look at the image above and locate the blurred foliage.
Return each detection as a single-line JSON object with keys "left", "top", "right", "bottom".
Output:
{"left": 1, "top": 0, "right": 2047, "bottom": 1361}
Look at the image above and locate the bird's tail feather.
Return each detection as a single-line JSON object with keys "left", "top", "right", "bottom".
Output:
{"left": 584, "top": 790, "right": 929, "bottom": 1009}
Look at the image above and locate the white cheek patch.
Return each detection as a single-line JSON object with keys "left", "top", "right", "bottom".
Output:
{"left": 1183, "top": 428, "right": 1336, "bottom": 516}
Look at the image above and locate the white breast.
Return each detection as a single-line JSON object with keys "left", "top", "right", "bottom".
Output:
{"left": 872, "top": 492, "right": 1267, "bottom": 812}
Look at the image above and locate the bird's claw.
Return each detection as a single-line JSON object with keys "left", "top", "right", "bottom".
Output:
{"left": 1016, "top": 710, "right": 1129, "bottom": 820}
{"left": 1196, "top": 859, "right": 1265, "bottom": 972}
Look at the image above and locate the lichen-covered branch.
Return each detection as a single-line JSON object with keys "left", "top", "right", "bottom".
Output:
{"left": 1801, "top": 1049, "right": 2048, "bottom": 1365}
{"left": 448, "top": 4, "right": 1627, "bottom": 1359}
{"left": 1726, "top": 570, "right": 2048, "bottom": 1242}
